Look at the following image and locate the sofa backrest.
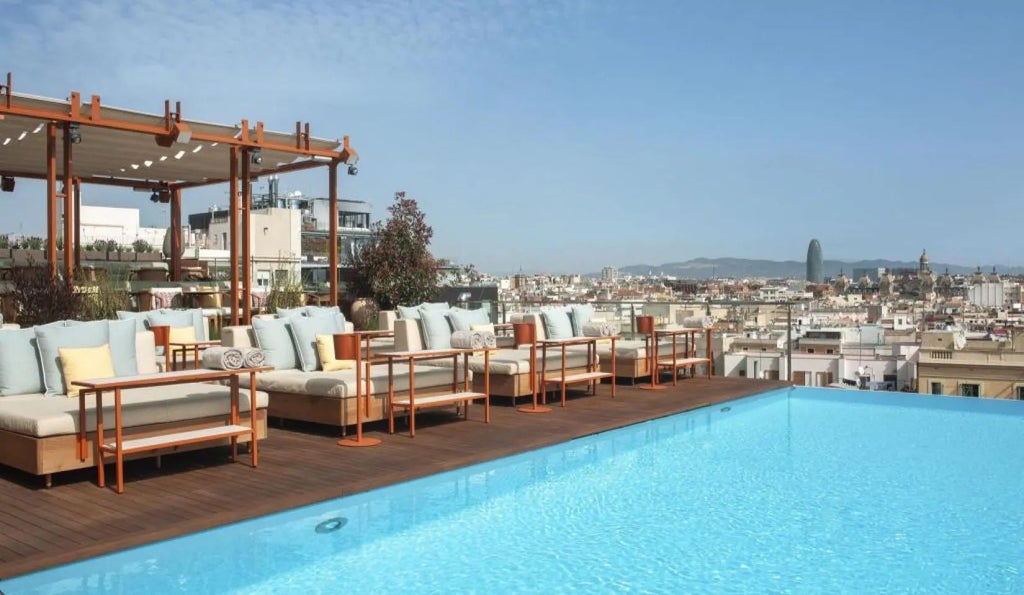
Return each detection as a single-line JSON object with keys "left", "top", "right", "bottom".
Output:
{"left": 379, "top": 310, "right": 398, "bottom": 332}
{"left": 394, "top": 319, "right": 425, "bottom": 352}
{"left": 511, "top": 313, "right": 547, "bottom": 342}
{"left": 221, "top": 325, "right": 258, "bottom": 349}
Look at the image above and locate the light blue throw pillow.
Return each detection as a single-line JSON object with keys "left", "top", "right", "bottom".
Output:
{"left": 146, "top": 308, "right": 206, "bottom": 341}
{"left": 35, "top": 320, "right": 110, "bottom": 396}
{"left": 541, "top": 309, "right": 574, "bottom": 340}
{"left": 419, "top": 309, "right": 453, "bottom": 350}
{"left": 107, "top": 318, "right": 139, "bottom": 378}
{"left": 275, "top": 306, "right": 306, "bottom": 319}
{"left": 116, "top": 310, "right": 149, "bottom": 333}
{"left": 421, "top": 302, "right": 450, "bottom": 311}
{"left": 397, "top": 305, "right": 421, "bottom": 320}
{"left": 288, "top": 314, "right": 345, "bottom": 371}
{"left": 252, "top": 317, "right": 299, "bottom": 371}
{"left": 570, "top": 304, "right": 594, "bottom": 337}
{"left": 0, "top": 328, "right": 45, "bottom": 396}
{"left": 448, "top": 308, "right": 490, "bottom": 332}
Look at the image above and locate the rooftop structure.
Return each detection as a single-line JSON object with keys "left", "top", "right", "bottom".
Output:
{"left": 0, "top": 72, "right": 358, "bottom": 324}
{"left": 806, "top": 239, "right": 823, "bottom": 284}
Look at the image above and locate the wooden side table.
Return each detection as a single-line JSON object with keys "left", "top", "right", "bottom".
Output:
{"left": 334, "top": 332, "right": 381, "bottom": 447}
{"left": 513, "top": 322, "right": 550, "bottom": 414}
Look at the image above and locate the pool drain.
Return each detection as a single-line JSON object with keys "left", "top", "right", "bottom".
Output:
{"left": 315, "top": 517, "right": 348, "bottom": 534}
{"left": 720, "top": 406, "right": 731, "bottom": 413}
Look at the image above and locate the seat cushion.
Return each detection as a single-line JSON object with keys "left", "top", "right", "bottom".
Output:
{"left": 241, "top": 363, "right": 469, "bottom": 398}
{"left": 419, "top": 347, "right": 595, "bottom": 375}
{"left": 0, "top": 383, "right": 269, "bottom": 438}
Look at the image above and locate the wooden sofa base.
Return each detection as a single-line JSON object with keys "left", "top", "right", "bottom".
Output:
{"left": 268, "top": 386, "right": 461, "bottom": 431}
{"left": 475, "top": 366, "right": 592, "bottom": 401}
{"left": 600, "top": 357, "right": 652, "bottom": 381}
{"left": 0, "top": 410, "right": 268, "bottom": 482}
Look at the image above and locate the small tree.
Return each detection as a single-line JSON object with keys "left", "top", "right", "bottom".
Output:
{"left": 9, "top": 266, "right": 83, "bottom": 325}
{"left": 132, "top": 239, "right": 153, "bottom": 253}
{"left": 20, "top": 236, "right": 44, "bottom": 250}
{"left": 351, "top": 193, "right": 440, "bottom": 310}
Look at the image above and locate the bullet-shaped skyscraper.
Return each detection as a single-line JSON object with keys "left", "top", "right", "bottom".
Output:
{"left": 806, "top": 239, "right": 823, "bottom": 283}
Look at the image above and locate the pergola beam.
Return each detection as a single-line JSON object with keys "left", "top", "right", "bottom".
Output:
{"left": 229, "top": 147, "right": 239, "bottom": 327}
{"left": 62, "top": 123, "right": 73, "bottom": 282}
{"left": 328, "top": 161, "right": 339, "bottom": 306}
{"left": 45, "top": 122, "right": 57, "bottom": 281}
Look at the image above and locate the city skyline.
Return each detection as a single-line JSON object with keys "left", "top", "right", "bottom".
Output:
{"left": 0, "top": 1, "right": 1021, "bottom": 273}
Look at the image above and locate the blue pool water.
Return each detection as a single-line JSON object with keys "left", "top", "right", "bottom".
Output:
{"left": 6, "top": 387, "right": 1024, "bottom": 593}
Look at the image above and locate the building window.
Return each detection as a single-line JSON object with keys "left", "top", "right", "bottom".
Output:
{"left": 738, "top": 369, "right": 746, "bottom": 377}
{"left": 807, "top": 348, "right": 815, "bottom": 354}
{"left": 826, "top": 349, "right": 834, "bottom": 355}
{"left": 931, "top": 382, "right": 942, "bottom": 395}
{"left": 1016, "top": 386, "right": 1024, "bottom": 400}
{"left": 959, "top": 384, "right": 980, "bottom": 397}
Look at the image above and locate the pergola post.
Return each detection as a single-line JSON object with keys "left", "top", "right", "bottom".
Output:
{"left": 62, "top": 124, "right": 74, "bottom": 282}
{"left": 241, "top": 150, "right": 252, "bottom": 324}
{"left": 72, "top": 178, "right": 82, "bottom": 271}
{"left": 170, "top": 188, "right": 182, "bottom": 282}
{"left": 45, "top": 122, "right": 57, "bottom": 281}
{"left": 229, "top": 147, "right": 239, "bottom": 326}
{"left": 328, "top": 160, "right": 339, "bottom": 306}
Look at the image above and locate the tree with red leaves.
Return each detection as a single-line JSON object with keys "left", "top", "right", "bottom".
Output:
{"left": 351, "top": 193, "right": 440, "bottom": 310}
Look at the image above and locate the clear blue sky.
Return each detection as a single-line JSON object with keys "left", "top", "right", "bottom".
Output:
{"left": 0, "top": 1, "right": 1021, "bottom": 274}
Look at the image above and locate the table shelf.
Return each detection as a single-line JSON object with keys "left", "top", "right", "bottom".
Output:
{"left": 391, "top": 391, "right": 486, "bottom": 408}
{"left": 543, "top": 371, "right": 613, "bottom": 385}
{"left": 100, "top": 425, "right": 252, "bottom": 455}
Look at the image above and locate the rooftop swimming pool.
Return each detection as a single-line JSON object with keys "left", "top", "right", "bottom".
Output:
{"left": 5, "top": 387, "right": 1024, "bottom": 593}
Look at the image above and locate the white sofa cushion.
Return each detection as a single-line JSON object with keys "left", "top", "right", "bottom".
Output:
{"left": 240, "top": 363, "right": 469, "bottom": 398}
{"left": 0, "top": 383, "right": 268, "bottom": 438}
{"left": 419, "top": 347, "right": 595, "bottom": 375}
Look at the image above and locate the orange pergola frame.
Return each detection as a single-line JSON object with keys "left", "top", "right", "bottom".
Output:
{"left": 0, "top": 72, "right": 358, "bottom": 325}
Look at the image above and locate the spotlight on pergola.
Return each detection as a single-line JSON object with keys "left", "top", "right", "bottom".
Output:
{"left": 68, "top": 123, "right": 82, "bottom": 144}
{"left": 250, "top": 148, "right": 262, "bottom": 165}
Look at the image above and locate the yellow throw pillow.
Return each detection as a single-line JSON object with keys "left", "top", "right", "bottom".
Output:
{"left": 470, "top": 323, "right": 495, "bottom": 334}
{"left": 168, "top": 325, "right": 197, "bottom": 344}
{"left": 316, "top": 334, "right": 356, "bottom": 372}
{"left": 59, "top": 344, "right": 116, "bottom": 398}
{"left": 315, "top": 334, "right": 337, "bottom": 368}
{"left": 323, "top": 359, "right": 356, "bottom": 372}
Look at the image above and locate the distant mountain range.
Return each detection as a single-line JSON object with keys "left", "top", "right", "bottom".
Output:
{"left": 608, "top": 258, "right": 1024, "bottom": 279}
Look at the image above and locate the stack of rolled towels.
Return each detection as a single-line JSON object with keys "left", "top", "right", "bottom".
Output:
{"left": 202, "top": 346, "right": 267, "bottom": 370}
{"left": 451, "top": 330, "right": 497, "bottom": 349}
{"left": 581, "top": 321, "right": 616, "bottom": 337}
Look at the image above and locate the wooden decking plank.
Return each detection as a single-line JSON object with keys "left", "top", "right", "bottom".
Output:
{"left": 0, "top": 378, "right": 786, "bottom": 580}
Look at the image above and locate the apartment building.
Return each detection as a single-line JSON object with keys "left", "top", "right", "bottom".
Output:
{"left": 918, "top": 330, "right": 1024, "bottom": 399}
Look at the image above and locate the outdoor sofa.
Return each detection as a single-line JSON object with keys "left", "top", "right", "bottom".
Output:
{"left": 220, "top": 305, "right": 470, "bottom": 432}
{"left": 393, "top": 305, "right": 596, "bottom": 400}
{"left": 0, "top": 319, "right": 268, "bottom": 487}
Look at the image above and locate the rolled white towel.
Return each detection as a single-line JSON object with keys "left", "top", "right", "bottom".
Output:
{"left": 682, "top": 316, "right": 714, "bottom": 329}
{"left": 202, "top": 346, "right": 244, "bottom": 370}
{"left": 582, "top": 322, "right": 614, "bottom": 337}
{"left": 451, "top": 330, "right": 474, "bottom": 349}
{"left": 240, "top": 347, "right": 266, "bottom": 368}
{"left": 481, "top": 331, "right": 497, "bottom": 348}
{"left": 470, "top": 330, "right": 486, "bottom": 348}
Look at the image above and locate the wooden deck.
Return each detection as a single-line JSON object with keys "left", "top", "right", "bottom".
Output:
{"left": 0, "top": 377, "right": 788, "bottom": 580}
